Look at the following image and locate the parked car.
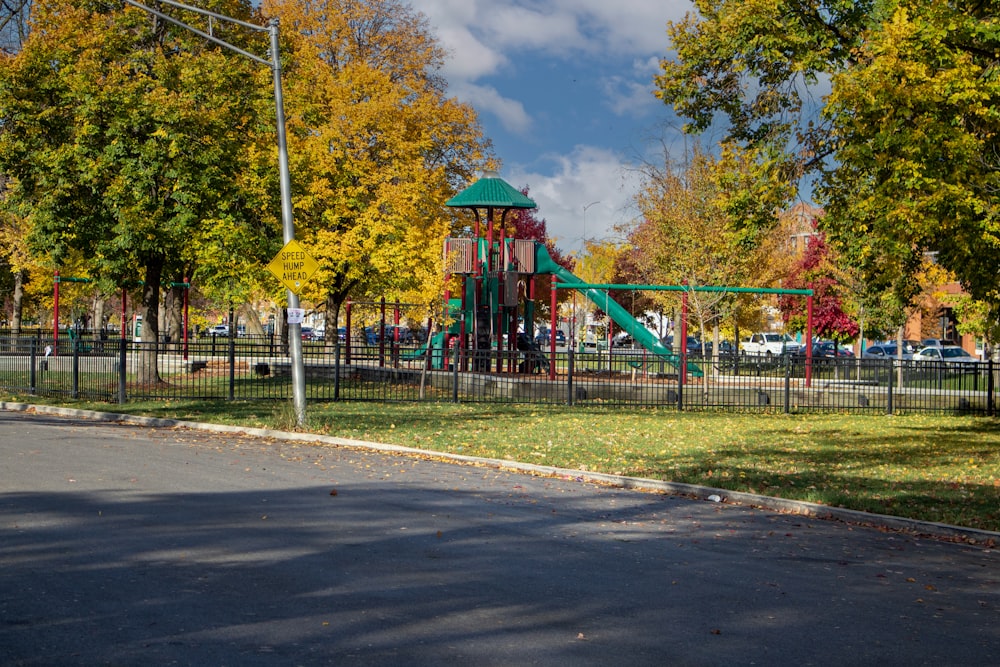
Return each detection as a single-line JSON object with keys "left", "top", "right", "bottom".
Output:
{"left": 709, "top": 340, "right": 737, "bottom": 356}
{"left": 912, "top": 345, "right": 980, "bottom": 367}
{"left": 300, "top": 326, "right": 317, "bottom": 341}
{"left": 861, "top": 343, "right": 913, "bottom": 360}
{"left": 206, "top": 324, "right": 229, "bottom": 337}
{"left": 797, "top": 340, "right": 854, "bottom": 359}
{"left": 660, "top": 335, "right": 705, "bottom": 356}
{"left": 534, "top": 329, "right": 567, "bottom": 346}
{"left": 365, "top": 325, "right": 413, "bottom": 345}
{"left": 612, "top": 331, "right": 635, "bottom": 347}
{"left": 739, "top": 332, "right": 801, "bottom": 356}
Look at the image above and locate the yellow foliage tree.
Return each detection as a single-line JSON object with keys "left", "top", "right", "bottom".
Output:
{"left": 263, "top": 0, "right": 491, "bottom": 333}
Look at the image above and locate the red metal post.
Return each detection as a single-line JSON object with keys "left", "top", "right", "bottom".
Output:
{"left": 53, "top": 271, "right": 60, "bottom": 355}
{"left": 680, "top": 287, "right": 688, "bottom": 385}
{"left": 345, "top": 300, "right": 352, "bottom": 364}
{"left": 549, "top": 275, "right": 558, "bottom": 380}
{"left": 805, "top": 293, "right": 814, "bottom": 387}
{"left": 182, "top": 276, "right": 189, "bottom": 361}
{"left": 460, "top": 277, "right": 468, "bottom": 370}
{"left": 378, "top": 296, "right": 386, "bottom": 367}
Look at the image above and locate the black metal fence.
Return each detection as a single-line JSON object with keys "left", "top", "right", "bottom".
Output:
{"left": 0, "top": 332, "right": 995, "bottom": 415}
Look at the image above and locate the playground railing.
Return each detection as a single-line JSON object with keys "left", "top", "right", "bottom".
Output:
{"left": 0, "top": 336, "right": 993, "bottom": 416}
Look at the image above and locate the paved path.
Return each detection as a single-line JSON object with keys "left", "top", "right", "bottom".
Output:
{"left": 1, "top": 410, "right": 998, "bottom": 665}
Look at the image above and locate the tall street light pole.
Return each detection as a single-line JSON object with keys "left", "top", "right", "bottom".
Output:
{"left": 582, "top": 200, "right": 600, "bottom": 251}
{"left": 575, "top": 201, "right": 600, "bottom": 348}
{"left": 123, "top": 0, "right": 307, "bottom": 426}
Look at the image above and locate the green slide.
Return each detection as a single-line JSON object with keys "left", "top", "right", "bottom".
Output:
{"left": 534, "top": 243, "right": 703, "bottom": 377}
{"left": 402, "top": 331, "right": 449, "bottom": 369}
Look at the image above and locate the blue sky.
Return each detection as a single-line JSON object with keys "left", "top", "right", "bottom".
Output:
{"left": 409, "top": 0, "right": 695, "bottom": 256}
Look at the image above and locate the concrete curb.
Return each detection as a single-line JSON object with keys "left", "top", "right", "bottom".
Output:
{"left": 4, "top": 400, "right": 998, "bottom": 544}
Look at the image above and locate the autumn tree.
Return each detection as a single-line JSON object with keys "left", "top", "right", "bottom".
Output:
{"left": 778, "top": 232, "right": 859, "bottom": 345}
{"left": 572, "top": 238, "right": 623, "bottom": 344}
{"left": 265, "top": 0, "right": 491, "bottom": 335}
{"left": 609, "top": 245, "right": 661, "bottom": 331}
{"left": 656, "top": 1, "right": 1000, "bottom": 326}
{"left": 0, "top": 0, "right": 269, "bottom": 381}
{"left": 628, "top": 142, "right": 794, "bottom": 353}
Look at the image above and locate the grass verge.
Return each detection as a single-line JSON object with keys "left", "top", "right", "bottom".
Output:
{"left": 7, "top": 395, "right": 1000, "bottom": 533}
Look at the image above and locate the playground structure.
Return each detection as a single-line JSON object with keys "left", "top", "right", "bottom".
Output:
{"left": 425, "top": 171, "right": 815, "bottom": 385}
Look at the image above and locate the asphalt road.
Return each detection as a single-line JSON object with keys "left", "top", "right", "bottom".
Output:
{"left": 1, "top": 410, "right": 998, "bottom": 666}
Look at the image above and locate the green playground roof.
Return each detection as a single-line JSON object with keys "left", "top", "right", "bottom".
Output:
{"left": 446, "top": 171, "right": 537, "bottom": 209}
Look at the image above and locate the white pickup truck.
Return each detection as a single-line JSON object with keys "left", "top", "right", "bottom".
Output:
{"left": 739, "top": 332, "right": 801, "bottom": 356}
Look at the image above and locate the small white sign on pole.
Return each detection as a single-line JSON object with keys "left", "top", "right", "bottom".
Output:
{"left": 287, "top": 308, "right": 305, "bottom": 325}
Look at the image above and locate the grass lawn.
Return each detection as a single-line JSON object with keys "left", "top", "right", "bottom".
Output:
{"left": 6, "top": 395, "right": 1000, "bottom": 533}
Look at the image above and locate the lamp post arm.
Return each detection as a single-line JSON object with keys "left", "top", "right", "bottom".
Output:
{"left": 122, "top": 0, "right": 271, "bottom": 66}
{"left": 136, "top": 0, "right": 268, "bottom": 33}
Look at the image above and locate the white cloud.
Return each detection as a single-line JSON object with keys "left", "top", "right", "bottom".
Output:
{"left": 502, "top": 145, "right": 645, "bottom": 255}
{"left": 414, "top": 0, "right": 691, "bottom": 67}
{"left": 434, "top": 24, "right": 508, "bottom": 80}
{"left": 410, "top": 1, "right": 695, "bottom": 246}
{"left": 450, "top": 82, "right": 533, "bottom": 135}
{"left": 565, "top": 0, "right": 689, "bottom": 54}
{"left": 601, "top": 75, "right": 658, "bottom": 117}
{"left": 414, "top": 0, "right": 689, "bottom": 145}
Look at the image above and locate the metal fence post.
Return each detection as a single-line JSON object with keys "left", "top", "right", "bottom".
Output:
{"left": 567, "top": 348, "right": 575, "bottom": 406}
{"left": 72, "top": 337, "right": 80, "bottom": 399}
{"left": 29, "top": 338, "right": 36, "bottom": 395}
{"left": 886, "top": 359, "right": 894, "bottom": 415}
{"left": 989, "top": 358, "right": 995, "bottom": 417}
{"left": 676, "top": 359, "right": 683, "bottom": 411}
{"left": 452, "top": 341, "right": 459, "bottom": 403}
{"left": 118, "top": 338, "right": 127, "bottom": 404}
{"left": 784, "top": 354, "right": 791, "bottom": 414}
{"left": 334, "top": 341, "right": 341, "bottom": 401}
{"left": 228, "top": 331, "right": 236, "bottom": 401}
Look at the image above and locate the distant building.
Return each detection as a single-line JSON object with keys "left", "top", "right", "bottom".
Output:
{"left": 782, "top": 202, "right": 823, "bottom": 255}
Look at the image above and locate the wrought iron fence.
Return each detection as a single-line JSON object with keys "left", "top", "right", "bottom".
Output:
{"left": 0, "top": 334, "right": 994, "bottom": 415}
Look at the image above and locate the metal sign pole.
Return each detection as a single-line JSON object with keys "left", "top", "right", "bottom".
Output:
{"left": 269, "top": 20, "right": 306, "bottom": 426}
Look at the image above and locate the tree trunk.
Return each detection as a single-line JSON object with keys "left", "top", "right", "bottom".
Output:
{"left": 277, "top": 306, "right": 288, "bottom": 354}
{"left": 11, "top": 269, "right": 24, "bottom": 335}
{"left": 324, "top": 292, "right": 346, "bottom": 353}
{"left": 93, "top": 293, "right": 105, "bottom": 334}
{"left": 137, "top": 257, "right": 163, "bottom": 384}
{"left": 238, "top": 302, "right": 265, "bottom": 336}
{"left": 165, "top": 283, "right": 184, "bottom": 349}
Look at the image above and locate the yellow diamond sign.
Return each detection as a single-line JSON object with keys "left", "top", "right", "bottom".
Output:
{"left": 267, "top": 239, "right": 319, "bottom": 295}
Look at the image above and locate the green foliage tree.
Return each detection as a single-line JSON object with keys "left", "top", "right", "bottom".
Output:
{"left": 656, "top": 0, "right": 1000, "bottom": 322}
{"left": 0, "top": 0, "right": 268, "bottom": 381}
